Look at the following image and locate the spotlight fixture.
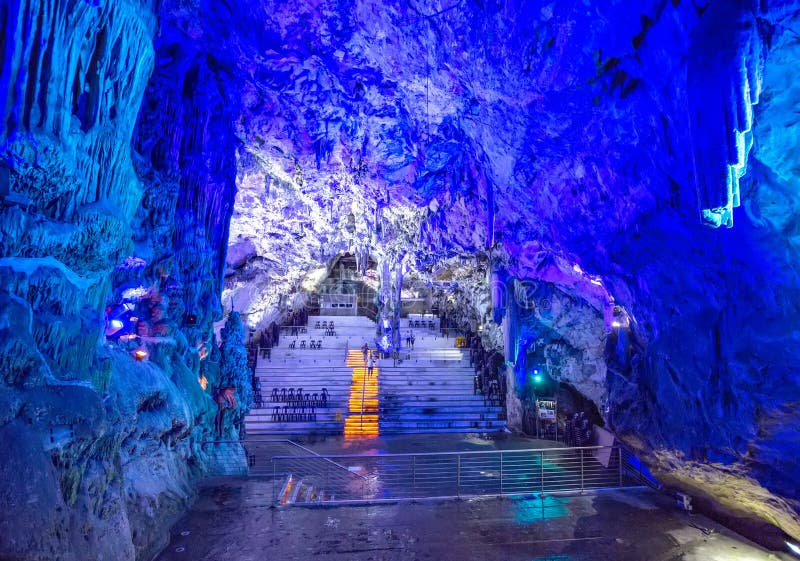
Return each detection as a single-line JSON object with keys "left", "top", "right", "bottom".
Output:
{"left": 110, "top": 319, "right": 124, "bottom": 330}
{"left": 788, "top": 542, "right": 800, "bottom": 557}
{"left": 611, "top": 321, "right": 621, "bottom": 328}
{"left": 133, "top": 349, "right": 148, "bottom": 361}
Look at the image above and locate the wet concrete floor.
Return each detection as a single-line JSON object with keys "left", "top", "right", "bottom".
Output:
{"left": 281, "top": 431, "right": 567, "bottom": 456}
{"left": 155, "top": 481, "right": 792, "bottom": 561}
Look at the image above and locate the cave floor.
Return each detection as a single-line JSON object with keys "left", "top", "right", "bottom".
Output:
{"left": 284, "top": 431, "right": 564, "bottom": 455}
{"left": 154, "top": 482, "right": 791, "bottom": 561}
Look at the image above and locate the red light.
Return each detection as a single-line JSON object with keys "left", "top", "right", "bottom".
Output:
{"left": 133, "top": 349, "right": 148, "bottom": 361}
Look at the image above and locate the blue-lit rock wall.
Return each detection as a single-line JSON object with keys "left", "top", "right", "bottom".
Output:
{"left": 0, "top": 1, "right": 234, "bottom": 559}
{"left": 122, "top": 19, "right": 239, "bottom": 381}
{"left": 489, "top": 2, "right": 799, "bottom": 541}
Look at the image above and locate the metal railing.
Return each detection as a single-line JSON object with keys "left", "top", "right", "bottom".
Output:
{"left": 201, "top": 440, "right": 365, "bottom": 495}
{"left": 271, "top": 445, "right": 652, "bottom": 505}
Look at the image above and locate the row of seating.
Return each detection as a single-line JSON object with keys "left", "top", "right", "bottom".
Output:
{"left": 408, "top": 319, "right": 436, "bottom": 329}
{"left": 313, "top": 320, "right": 336, "bottom": 329}
{"left": 271, "top": 405, "right": 319, "bottom": 423}
{"left": 270, "top": 387, "right": 329, "bottom": 408}
{"left": 288, "top": 339, "right": 324, "bottom": 349}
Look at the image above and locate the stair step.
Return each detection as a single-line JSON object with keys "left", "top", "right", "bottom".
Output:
{"left": 246, "top": 315, "right": 504, "bottom": 436}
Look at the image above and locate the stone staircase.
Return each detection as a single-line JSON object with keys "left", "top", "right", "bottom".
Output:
{"left": 244, "top": 314, "right": 505, "bottom": 436}
{"left": 245, "top": 315, "right": 376, "bottom": 435}
{"left": 378, "top": 331, "right": 506, "bottom": 434}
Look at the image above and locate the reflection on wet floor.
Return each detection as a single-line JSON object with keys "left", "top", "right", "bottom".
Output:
{"left": 155, "top": 485, "right": 793, "bottom": 561}
{"left": 292, "top": 430, "right": 564, "bottom": 456}
{"left": 513, "top": 496, "right": 571, "bottom": 524}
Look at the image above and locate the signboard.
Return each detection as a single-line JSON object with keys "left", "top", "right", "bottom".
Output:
{"left": 538, "top": 407, "right": 556, "bottom": 420}
{"left": 537, "top": 399, "right": 556, "bottom": 419}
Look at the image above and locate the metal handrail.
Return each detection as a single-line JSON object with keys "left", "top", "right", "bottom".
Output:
{"left": 270, "top": 444, "right": 652, "bottom": 505}
{"left": 271, "top": 444, "right": 617, "bottom": 460}
{"left": 360, "top": 358, "right": 367, "bottom": 428}
{"left": 203, "top": 439, "right": 366, "bottom": 481}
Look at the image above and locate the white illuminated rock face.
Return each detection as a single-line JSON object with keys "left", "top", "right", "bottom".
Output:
{"left": 223, "top": 151, "right": 427, "bottom": 328}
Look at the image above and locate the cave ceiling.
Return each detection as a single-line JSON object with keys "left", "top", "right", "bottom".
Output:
{"left": 161, "top": 0, "right": 718, "bottom": 278}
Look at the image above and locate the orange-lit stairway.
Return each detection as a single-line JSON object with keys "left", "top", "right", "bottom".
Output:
{"left": 344, "top": 350, "right": 379, "bottom": 438}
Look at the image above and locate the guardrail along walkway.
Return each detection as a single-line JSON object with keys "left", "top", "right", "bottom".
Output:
{"left": 270, "top": 444, "right": 651, "bottom": 504}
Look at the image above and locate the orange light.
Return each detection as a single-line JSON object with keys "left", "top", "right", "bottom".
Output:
{"left": 280, "top": 476, "right": 294, "bottom": 505}
{"left": 198, "top": 375, "right": 208, "bottom": 390}
{"left": 344, "top": 350, "right": 380, "bottom": 439}
{"left": 133, "top": 349, "right": 148, "bottom": 360}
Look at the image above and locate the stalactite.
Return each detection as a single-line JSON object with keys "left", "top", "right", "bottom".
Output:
{"left": 486, "top": 176, "right": 495, "bottom": 249}
{"left": 687, "top": 0, "right": 767, "bottom": 228}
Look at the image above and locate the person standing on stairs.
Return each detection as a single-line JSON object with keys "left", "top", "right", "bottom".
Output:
{"left": 409, "top": 330, "right": 415, "bottom": 350}
{"left": 367, "top": 353, "right": 374, "bottom": 378}
{"left": 361, "top": 342, "right": 369, "bottom": 364}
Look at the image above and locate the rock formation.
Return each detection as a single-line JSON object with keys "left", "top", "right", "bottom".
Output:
{"left": 1, "top": 0, "right": 799, "bottom": 558}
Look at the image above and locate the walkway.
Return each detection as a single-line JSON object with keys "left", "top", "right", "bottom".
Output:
{"left": 344, "top": 349, "right": 379, "bottom": 438}
{"left": 154, "top": 484, "right": 792, "bottom": 561}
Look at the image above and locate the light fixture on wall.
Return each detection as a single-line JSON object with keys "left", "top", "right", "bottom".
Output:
{"left": 611, "top": 305, "right": 630, "bottom": 330}
{"left": 133, "top": 349, "right": 148, "bottom": 361}
{"left": 787, "top": 542, "right": 800, "bottom": 557}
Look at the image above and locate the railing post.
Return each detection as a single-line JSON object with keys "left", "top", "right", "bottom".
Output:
{"left": 540, "top": 451, "right": 545, "bottom": 495}
{"left": 457, "top": 454, "right": 461, "bottom": 498}
{"left": 580, "top": 448, "right": 585, "bottom": 492}
{"left": 412, "top": 455, "right": 416, "bottom": 496}
{"left": 499, "top": 452, "right": 504, "bottom": 495}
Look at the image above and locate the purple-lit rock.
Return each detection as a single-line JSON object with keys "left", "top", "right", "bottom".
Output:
{"left": 1, "top": 0, "right": 800, "bottom": 558}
